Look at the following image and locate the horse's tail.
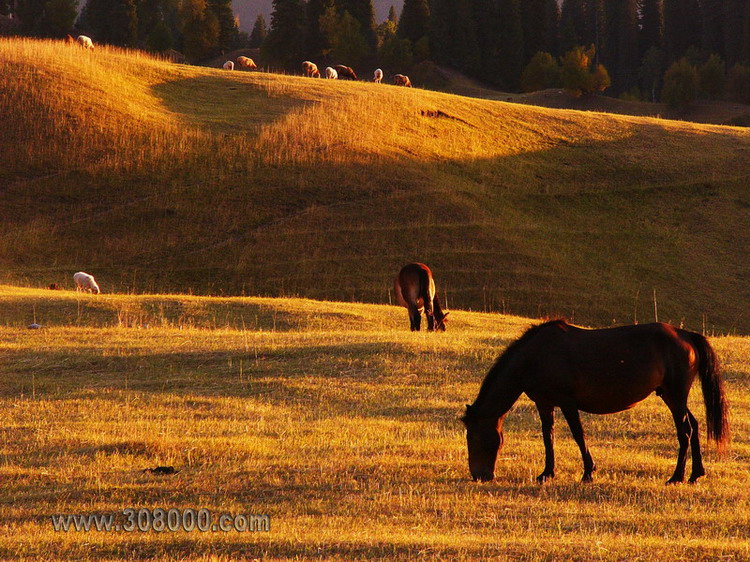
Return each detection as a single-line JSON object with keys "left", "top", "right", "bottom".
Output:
{"left": 688, "top": 332, "right": 729, "bottom": 452}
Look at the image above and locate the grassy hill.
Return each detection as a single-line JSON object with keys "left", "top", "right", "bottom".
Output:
{"left": 0, "top": 286, "right": 749, "bottom": 559}
{"left": 1, "top": 38, "right": 750, "bottom": 332}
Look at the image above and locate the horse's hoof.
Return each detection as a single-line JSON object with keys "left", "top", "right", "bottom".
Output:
{"left": 581, "top": 475, "right": 594, "bottom": 483}
{"left": 666, "top": 478, "right": 684, "bottom": 485}
{"left": 536, "top": 473, "right": 554, "bottom": 484}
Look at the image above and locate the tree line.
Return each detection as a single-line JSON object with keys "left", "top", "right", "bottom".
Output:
{"left": 4, "top": 0, "right": 750, "bottom": 104}
{"left": 3, "top": 0, "right": 251, "bottom": 61}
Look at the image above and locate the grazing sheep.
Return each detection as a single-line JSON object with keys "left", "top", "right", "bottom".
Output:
{"left": 333, "top": 64, "right": 357, "bottom": 80}
{"left": 302, "top": 61, "right": 320, "bottom": 78}
{"left": 77, "top": 35, "right": 94, "bottom": 49}
{"left": 373, "top": 68, "right": 383, "bottom": 83}
{"left": 222, "top": 60, "right": 234, "bottom": 71}
{"left": 236, "top": 56, "right": 257, "bottom": 70}
{"left": 73, "top": 272, "right": 100, "bottom": 294}
{"left": 48, "top": 283, "right": 60, "bottom": 290}
{"left": 393, "top": 74, "right": 412, "bottom": 87}
{"left": 325, "top": 66, "right": 338, "bottom": 80}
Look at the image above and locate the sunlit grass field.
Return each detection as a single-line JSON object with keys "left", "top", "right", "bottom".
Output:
{"left": 0, "top": 286, "right": 748, "bottom": 560}
{"left": 1, "top": 38, "right": 750, "bottom": 331}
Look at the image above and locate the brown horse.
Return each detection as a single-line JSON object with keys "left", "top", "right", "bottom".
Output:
{"left": 333, "top": 65, "right": 357, "bottom": 80}
{"left": 462, "top": 320, "right": 729, "bottom": 484}
{"left": 394, "top": 263, "right": 448, "bottom": 331}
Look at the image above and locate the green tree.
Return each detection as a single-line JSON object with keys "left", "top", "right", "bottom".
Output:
{"left": 639, "top": 45, "right": 665, "bottom": 101}
{"left": 603, "top": 0, "right": 638, "bottom": 93}
{"left": 41, "top": 0, "right": 78, "bottom": 37}
{"left": 80, "top": 0, "right": 138, "bottom": 46}
{"left": 306, "top": 0, "right": 333, "bottom": 57}
{"left": 147, "top": 18, "right": 174, "bottom": 51}
{"left": 320, "top": 7, "right": 369, "bottom": 64}
{"left": 663, "top": 0, "right": 702, "bottom": 64}
{"left": 335, "top": 0, "right": 375, "bottom": 49}
{"left": 181, "top": 0, "right": 220, "bottom": 61}
{"left": 208, "top": 0, "right": 238, "bottom": 51}
{"left": 379, "top": 33, "right": 413, "bottom": 69}
{"left": 17, "top": 0, "right": 46, "bottom": 34}
{"left": 727, "top": 63, "right": 750, "bottom": 103}
{"left": 495, "top": 0, "right": 524, "bottom": 89}
{"left": 387, "top": 4, "right": 398, "bottom": 24}
{"left": 561, "top": 45, "right": 610, "bottom": 96}
{"left": 661, "top": 57, "right": 699, "bottom": 109}
{"left": 262, "top": 0, "right": 306, "bottom": 67}
{"left": 249, "top": 13, "right": 268, "bottom": 48}
{"left": 375, "top": 17, "right": 396, "bottom": 49}
{"left": 699, "top": 53, "right": 726, "bottom": 99}
{"left": 521, "top": 51, "right": 561, "bottom": 91}
{"left": 397, "top": 0, "right": 429, "bottom": 45}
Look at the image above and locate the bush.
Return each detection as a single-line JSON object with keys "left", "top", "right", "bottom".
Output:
{"left": 520, "top": 52, "right": 561, "bottom": 92}
{"left": 699, "top": 54, "right": 726, "bottom": 99}
{"left": 379, "top": 35, "right": 413, "bottom": 71}
{"left": 560, "top": 45, "right": 610, "bottom": 97}
{"left": 662, "top": 58, "right": 699, "bottom": 110}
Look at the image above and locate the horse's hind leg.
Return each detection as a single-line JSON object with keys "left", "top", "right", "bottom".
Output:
{"left": 407, "top": 305, "right": 421, "bottom": 331}
{"left": 561, "top": 407, "right": 596, "bottom": 482}
{"left": 661, "top": 395, "right": 692, "bottom": 484}
{"left": 686, "top": 409, "right": 705, "bottom": 483}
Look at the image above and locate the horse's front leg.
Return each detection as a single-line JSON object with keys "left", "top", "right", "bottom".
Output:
{"left": 561, "top": 406, "right": 596, "bottom": 483}
{"left": 536, "top": 403, "right": 555, "bottom": 483}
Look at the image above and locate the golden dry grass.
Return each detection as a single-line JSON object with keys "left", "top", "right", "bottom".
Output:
{"left": 0, "top": 286, "right": 749, "bottom": 560}
{"left": 1, "top": 38, "right": 749, "bottom": 332}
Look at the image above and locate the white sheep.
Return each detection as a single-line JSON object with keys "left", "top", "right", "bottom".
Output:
{"left": 373, "top": 68, "right": 383, "bottom": 83}
{"left": 325, "top": 66, "right": 338, "bottom": 80}
{"left": 77, "top": 35, "right": 94, "bottom": 49}
{"left": 236, "top": 56, "right": 257, "bottom": 70}
{"left": 223, "top": 60, "right": 234, "bottom": 71}
{"left": 73, "top": 272, "right": 100, "bottom": 294}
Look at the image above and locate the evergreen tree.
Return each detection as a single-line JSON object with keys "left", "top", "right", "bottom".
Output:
{"left": 249, "top": 13, "right": 267, "bottom": 48}
{"left": 544, "top": 0, "right": 560, "bottom": 55}
{"left": 639, "top": 45, "right": 665, "bottom": 100}
{"left": 320, "top": 8, "right": 369, "bottom": 63}
{"left": 604, "top": 0, "right": 638, "bottom": 93}
{"left": 473, "top": 0, "right": 499, "bottom": 79}
{"left": 181, "top": 0, "right": 220, "bottom": 61}
{"left": 137, "top": 0, "right": 161, "bottom": 41}
{"left": 638, "top": 0, "right": 664, "bottom": 57}
{"left": 699, "top": 53, "right": 726, "bottom": 98}
{"left": 663, "top": 0, "right": 702, "bottom": 64}
{"left": 80, "top": 0, "right": 138, "bottom": 46}
{"left": 397, "top": 0, "right": 429, "bottom": 45}
{"left": 701, "top": 0, "right": 725, "bottom": 59}
{"left": 306, "top": 0, "right": 333, "bottom": 57}
{"left": 429, "top": 0, "right": 479, "bottom": 74}
{"left": 521, "top": 0, "right": 549, "bottom": 63}
{"left": 495, "top": 0, "right": 524, "bottom": 89}
{"left": 262, "top": 0, "right": 306, "bottom": 67}
{"left": 723, "top": 0, "right": 748, "bottom": 66}
{"left": 208, "top": 0, "right": 237, "bottom": 51}
{"left": 559, "top": 0, "right": 583, "bottom": 52}
{"left": 335, "top": 0, "right": 375, "bottom": 49}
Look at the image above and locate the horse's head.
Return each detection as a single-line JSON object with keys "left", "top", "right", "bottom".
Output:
{"left": 461, "top": 404, "right": 503, "bottom": 482}
{"left": 435, "top": 312, "right": 449, "bottom": 332}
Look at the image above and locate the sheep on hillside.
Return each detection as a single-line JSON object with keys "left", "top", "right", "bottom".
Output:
{"left": 393, "top": 74, "right": 412, "bottom": 87}
{"left": 236, "top": 56, "right": 257, "bottom": 70}
{"left": 77, "top": 35, "right": 94, "bottom": 49}
{"left": 325, "top": 67, "right": 338, "bottom": 80}
{"left": 302, "top": 61, "right": 320, "bottom": 78}
{"left": 73, "top": 272, "right": 100, "bottom": 294}
{"left": 373, "top": 68, "right": 383, "bottom": 83}
{"left": 223, "top": 60, "right": 234, "bottom": 71}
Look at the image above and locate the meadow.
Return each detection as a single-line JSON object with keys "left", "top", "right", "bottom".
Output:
{"left": 0, "top": 286, "right": 749, "bottom": 560}
{"left": 1, "top": 38, "right": 749, "bottom": 332}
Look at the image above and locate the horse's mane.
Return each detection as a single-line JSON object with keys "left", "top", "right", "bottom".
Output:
{"left": 465, "top": 319, "right": 569, "bottom": 419}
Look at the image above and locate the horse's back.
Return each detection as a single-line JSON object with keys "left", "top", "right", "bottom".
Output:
{"left": 522, "top": 321, "right": 696, "bottom": 414}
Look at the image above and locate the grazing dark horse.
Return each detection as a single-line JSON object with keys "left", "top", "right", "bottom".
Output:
{"left": 462, "top": 320, "right": 729, "bottom": 484}
{"left": 333, "top": 65, "right": 357, "bottom": 80}
{"left": 394, "top": 263, "right": 448, "bottom": 332}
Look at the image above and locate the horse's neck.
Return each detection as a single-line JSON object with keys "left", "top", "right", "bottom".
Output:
{"left": 474, "top": 365, "right": 523, "bottom": 421}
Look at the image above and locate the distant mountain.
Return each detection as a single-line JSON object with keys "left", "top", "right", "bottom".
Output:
{"left": 233, "top": 0, "right": 403, "bottom": 31}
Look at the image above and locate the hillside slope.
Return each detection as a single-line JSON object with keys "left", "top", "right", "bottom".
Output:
{"left": 1, "top": 38, "right": 749, "bottom": 332}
